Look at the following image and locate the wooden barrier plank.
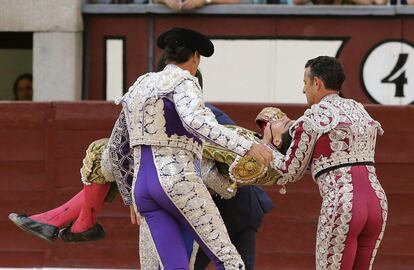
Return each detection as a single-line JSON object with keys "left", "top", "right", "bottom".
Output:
{"left": 264, "top": 193, "right": 321, "bottom": 223}
{"left": 54, "top": 158, "right": 85, "bottom": 188}
{"left": 0, "top": 161, "right": 46, "bottom": 191}
{"left": 254, "top": 253, "right": 315, "bottom": 270}
{"left": 55, "top": 131, "right": 110, "bottom": 159}
{"left": 257, "top": 222, "right": 316, "bottom": 253}
{"left": 99, "top": 197, "right": 131, "bottom": 218}
{"left": 0, "top": 222, "right": 45, "bottom": 251}
{"left": 0, "top": 251, "right": 44, "bottom": 267}
{"left": 368, "top": 105, "right": 414, "bottom": 134}
{"left": 51, "top": 245, "right": 137, "bottom": 268}
{"left": 0, "top": 102, "right": 413, "bottom": 269}
{"left": 0, "top": 102, "right": 50, "bottom": 128}
{"left": 0, "top": 130, "right": 46, "bottom": 161}
{"left": 54, "top": 101, "right": 119, "bottom": 130}
{"left": 375, "top": 132, "right": 414, "bottom": 163}
{"left": 0, "top": 191, "right": 47, "bottom": 220}
{"left": 385, "top": 194, "right": 414, "bottom": 225}
{"left": 379, "top": 224, "right": 414, "bottom": 256}
{"left": 374, "top": 254, "right": 414, "bottom": 270}
{"left": 376, "top": 163, "right": 414, "bottom": 193}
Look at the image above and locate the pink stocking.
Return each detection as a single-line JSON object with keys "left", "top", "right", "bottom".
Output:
{"left": 71, "top": 183, "right": 110, "bottom": 233}
{"left": 30, "top": 190, "right": 83, "bottom": 228}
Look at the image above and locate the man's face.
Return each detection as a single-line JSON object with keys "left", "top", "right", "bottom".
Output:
{"left": 16, "top": 79, "right": 33, "bottom": 100}
{"left": 302, "top": 67, "right": 316, "bottom": 106}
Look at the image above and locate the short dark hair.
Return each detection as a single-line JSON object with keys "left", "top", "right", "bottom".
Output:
{"left": 157, "top": 50, "right": 194, "bottom": 71}
{"left": 156, "top": 53, "right": 168, "bottom": 72}
{"left": 165, "top": 45, "right": 195, "bottom": 64}
{"left": 195, "top": 69, "right": 203, "bottom": 88}
{"left": 305, "top": 56, "right": 345, "bottom": 91}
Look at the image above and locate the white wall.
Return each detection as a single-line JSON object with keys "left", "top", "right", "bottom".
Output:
{"left": 0, "top": 0, "right": 82, "bottom": 32}
{"left": 106, "top": 39, "right": 125, "bottom": 101}
{"left": 33, "top": 32, "right": 82, "bottom": 100}
{"left": 200, "top": 39, "right": 344, "bottom": 104}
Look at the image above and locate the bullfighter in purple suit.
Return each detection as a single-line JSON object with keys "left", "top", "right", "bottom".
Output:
{"left": 106, "top": 28, "right": 272, "bottom": 270}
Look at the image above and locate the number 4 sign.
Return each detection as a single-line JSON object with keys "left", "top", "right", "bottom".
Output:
{"left": 361, "top": 40, "right": 414, "bottom": 105}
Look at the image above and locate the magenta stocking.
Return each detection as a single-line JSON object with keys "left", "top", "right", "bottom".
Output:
{"left": 30, "top": 190, "right": 83, "bottom": 228}
{"left": 71, "top": 183, "right": 110, "bottom": 233}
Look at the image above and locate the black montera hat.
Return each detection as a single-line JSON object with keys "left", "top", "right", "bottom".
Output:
{"left": 157, "top": 28, "right": 214, "bottom": 57}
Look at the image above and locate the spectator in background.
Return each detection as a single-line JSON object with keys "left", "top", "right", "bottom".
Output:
{"left": 153, "top": 0, "right": 240, "bottom": 11}
{"left": 88, "top": 0, "right": 149, "bottom": 3}
{"left": 349, "top": 0, "right": 388, "bottom": 3}
{"left": 13, "top": 73, "right": 33, "bottom": 101}
{"left": 293, "top": 0, "right": 388, "bottom": 4}
{"left": 390, "top": 0, "right": 406, "bottom": 3}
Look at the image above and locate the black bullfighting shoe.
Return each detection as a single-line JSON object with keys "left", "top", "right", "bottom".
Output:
{"left": 8, "top": 213, "right": 59, "bottom": 243}
{"left": 59, "top": 223, "right": 105, "bottom": 243}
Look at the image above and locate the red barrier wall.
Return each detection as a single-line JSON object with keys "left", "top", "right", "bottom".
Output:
{"left": 0, "top": 102, "right": 413, "bottom": 269}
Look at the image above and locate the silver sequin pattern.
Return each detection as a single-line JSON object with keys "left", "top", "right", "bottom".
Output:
{"left": 315, "top": 167, "right": 353, "bottom": 270}
{"left": 201, "top": 159, "right": 235, "bottom": 200}
{"left": 106, "top": 110, "right": 135, "bottom": 205}
{"left": 366, "top": 166, "right": 388, "bottom": 270}
{"left": 152, "top": 146, "right": 244, "bottom": 269}
{"left": 139, "top": 217, "right": 163, "bottom": 269}
{"left": 271, "top": 94, "right": 387, "bottom": 269}
{"left": 116, "top": 64, "right": 253, "bottom": 160}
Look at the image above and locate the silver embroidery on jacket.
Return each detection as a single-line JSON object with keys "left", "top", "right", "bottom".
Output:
{"left": 107, "top": 111, "right": 135, "bottom": 205}
{"left": 201, "top": 159, "right": 235, "bottom": 200}
{"left": 116, "top": 64, "right": 252, "bottom": 161}
{"left": 271, "top": 94, "right": 386, "bottom": 270}
{"left": 173, "top": 80, "right": 252, "bottom": 156}
{"left": 310, "top": 95, "right": 383, "bottom": 178}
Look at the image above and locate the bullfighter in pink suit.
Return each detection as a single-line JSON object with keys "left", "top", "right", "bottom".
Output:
{"left": 263, "top": 56, "right": 388, "bottom": 270}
